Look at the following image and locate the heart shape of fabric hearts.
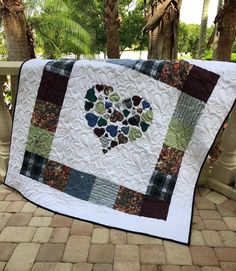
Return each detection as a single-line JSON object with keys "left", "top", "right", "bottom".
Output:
{"left": 84, "top": 84, "right": 153, "bottom": 154}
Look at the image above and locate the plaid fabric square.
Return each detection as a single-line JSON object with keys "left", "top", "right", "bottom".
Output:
{"left": 113, "top": 186, "right": 144, "bottom": 215}
{"left": 173, "top": 92, "right": 205, "bottom": 128}
{"left": 37, "top": 70, "right": 69, "bottom": 106}
{"left": 159, "top": 60, "right": 193, "bottom": 90}
{"left": 155, "top": 144, "right": 184, "bottom": 177}
{"left": 45, "top": 60, "right": 75, "bottom": 77}
{"left": 26, "top": 125, "right": 54, "bottom": 159}
{"left": 182, "top": 65, "right": 220, "bottom": 103}
{"left": 20, "top": 151, "right": 47, "bottom": 182}
{"left": 64, "top": 169, "right": 95, "bottom": 200}
{"left": 134, "top": 60, "right": 164, "bottom": 80}
{"left": 146, "top": 171, "right": 177, "bottom": 201}
{"left": 164, "top": 118, "right": 194, "bottom": 151}
{"left": 89, "top": 177, "right": 120, "bottom": 208}
{"left": 43, "top": 160, "right": 71, "bottom": 191}
{"left": 31, "top": 99, "right": 61, "bottom": 133}
{"left": 139, "top": 195, "right": 170, "bottom": 220}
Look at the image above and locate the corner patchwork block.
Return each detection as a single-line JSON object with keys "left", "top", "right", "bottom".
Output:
{"left": 37, "top": 69, "right": 69, "bottom": 106}
{"left": 182, "top": 65, "right": 220, "bottom": 103}
{"left": 43, "top": 160, "right": 71, "bottom": 191}
{"left": 147, "top": 170, "right": 177, "bottom": 201}
{"left": 164, "top": 118, "right": 194, "bottom": 151}
{"left": 45, "top": 60, "right": 75, "bottom": 77}
{"left": 159, "top": 60, "right": 193, "bottom": 90}
{"left": 155, "top": 144, "right": 184, "bottom": 177}
{"left": 173, "top": 92, "right": 205, "bottom": 128}
{"left": 89, "top": 177, "right": 120, "bottom": 208}
{"left": 113, "top": 186, "right": 144, "bottom": 215}
{"left": 139, "top": 195, "right": 170, "bottom": 220}
{"left": 25, "top": 125, "right": 54, "bottom": 159}
{"left": 64, "top": 169, "right": 96, "bottom": 200}
{"left": 31, "top": 99, "right": 61, "bottom": 133}
{"left": 20, "top": 151, "right": 47, "bottom": 182}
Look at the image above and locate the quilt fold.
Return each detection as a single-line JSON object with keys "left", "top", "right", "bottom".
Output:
{"left": 5, "top": 58, "right": 236, "bottom": 244}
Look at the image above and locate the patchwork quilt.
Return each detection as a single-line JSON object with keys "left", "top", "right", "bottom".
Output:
{"left": 5, "top": 58, "right": 236, "bottom": 244}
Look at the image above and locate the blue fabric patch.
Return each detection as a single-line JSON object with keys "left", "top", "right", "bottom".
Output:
{"left": 65, "top": 169, "right": 96, "bottom": 200}
{"left": 85, "top": 113, "right": 99, "bottom": 128}
{"left": 105, "top": 59, "right": 139, "bottom": 69}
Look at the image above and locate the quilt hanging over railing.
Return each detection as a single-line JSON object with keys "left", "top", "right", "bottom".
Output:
{"left": 5, "top": 58, "right": 236, "bottom": 244}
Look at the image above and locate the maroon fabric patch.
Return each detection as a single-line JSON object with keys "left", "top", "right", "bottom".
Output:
{"left": 43, "top": 160, "right": 71, "bottom": 191}
{"left": 182, "top": 65, "right": 220, "bottom": 103}
{"left": 139, "top": 195, "right": 170, "bottom": 220}
{"left": 37, "top": 70, "right": 69, "bottom": 106}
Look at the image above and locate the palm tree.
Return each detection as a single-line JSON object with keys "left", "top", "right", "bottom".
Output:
{"left": 197, "top": 0, "right": 210, "bottom": 59}
{"left": 142, "top": 0, "right": 182, "bottom": 60}
{"left": 104, "top": 0, "right": 120, "bottom": 58}
{"left": 29, "top": 0, "right": 92, "bottom": 58}
{"left": 215, "top": 0, "right": 236, "bottom": 61}
{"left": 0, "top": 0, "right": 33, "bottom": 60}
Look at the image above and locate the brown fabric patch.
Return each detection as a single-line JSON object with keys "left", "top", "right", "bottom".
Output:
{"left": 43, "top": 160, "right": 71, "bottom": 191}
{"left": 182, "top": 65, "right": 220, "bottom": 103}
{"left": 113, "top": 186, "right": 144, "bottom": 215}
{"left": 37, "top": 70, "right": 69, "bottom": 106}
{"left": 139, "top": 195, "right": 170, "bottom": 220}
{"left": 155, "top": 144, "right": 184, "bottom": 177}
{"left": 31, "top": 99, "right": 61, "bottom": 132}
{"left": 160, "top": 60, "right": 193, "bottom": 90}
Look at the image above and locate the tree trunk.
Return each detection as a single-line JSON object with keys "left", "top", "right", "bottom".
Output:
{"left": 144, "top": 0, "right": 182, "bottom": 60}
{"left": 212, "top": 0, "right": 223, "bottom": 59}
{"left": 215, "top": 0, "right": 236, "bottom": 61}
{"left": 0, "top": 0, "right": 34, "bottom": 61}
{"left": 104, "top": 0, "right": 120, "bottom": 59}
{"left": 197, "top": 0, "right": 210, "bottom": 59}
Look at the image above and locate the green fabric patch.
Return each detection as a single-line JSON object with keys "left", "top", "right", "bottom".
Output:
{"left": 95, "top": 101, "right": 106, "bottom": 114}
{"left": 85, "top": 88, "right": 97, "bottom": 102}
{"left": 164, "top": 118, "right": 194, "bottom": 151}
{"left": 109, "top": 93, "right": 120, "bottom": 102}
{"left": 26, "top": 125, "right": 54, "bottom": 159}
{"left": 98, "top": 117, "right": 107, "bottom": 127}
{"left": 141, "top": 110, "right": 153, "bottom": 123}
{"left": 129, "top": 128, "right": 142, "bottom": 141}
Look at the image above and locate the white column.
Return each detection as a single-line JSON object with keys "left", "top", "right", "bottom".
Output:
{"left": 210, "top": 105, "right": 236, "bottom": 184}
{"left": 208, "top": 104, "right": 236, "bottom": 200}
{"left": 0, "top": 75, "right": 12, "bottom": 182}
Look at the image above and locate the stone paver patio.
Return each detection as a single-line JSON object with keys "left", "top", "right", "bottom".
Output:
{"left": 0, "top": 184, "right": 236, "bottom": 271}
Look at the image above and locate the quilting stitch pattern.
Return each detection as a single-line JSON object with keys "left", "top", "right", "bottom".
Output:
{"left": 20, "top": 59, "right": 221, "bottom": 222}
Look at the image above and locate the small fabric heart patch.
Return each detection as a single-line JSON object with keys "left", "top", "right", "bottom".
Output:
{"left": 84, "top": 84, "right": 153, "bottom": 153}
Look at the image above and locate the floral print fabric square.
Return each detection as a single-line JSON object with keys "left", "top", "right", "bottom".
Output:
{"left": 159, "top": 60, "right": 193, "bottom": 90}
{"left": 43, "top": 160, "right": 71, "bottom": 191}
{"left": 155, "top": 144, "right": 184, "bottom": 177}
{"left": 31, "top": 99, "right": 61, "bottom": 133}
{"left": 114, "top": 186, "right": 144, "bottom": 215}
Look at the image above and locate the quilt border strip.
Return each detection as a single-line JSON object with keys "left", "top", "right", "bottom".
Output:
{"left": 17, "top": 59, "right": 221, "bottom": 223}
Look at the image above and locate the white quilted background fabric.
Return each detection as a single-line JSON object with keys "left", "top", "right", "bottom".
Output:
{"left": 5, "top": 59, "right": 236, "bottom": 244}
